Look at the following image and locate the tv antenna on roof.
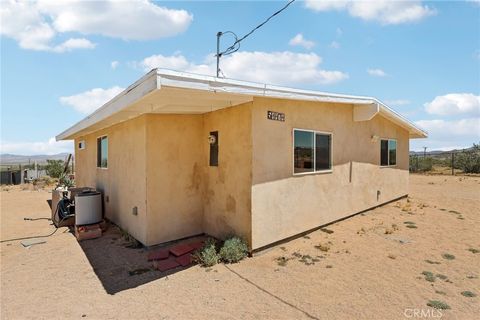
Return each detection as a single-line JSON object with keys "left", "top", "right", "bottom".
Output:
{"left": 215, "top": 0, "right": 296, "bottom": 78}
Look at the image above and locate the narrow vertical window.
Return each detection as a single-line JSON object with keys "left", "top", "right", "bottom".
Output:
{"left": 294, "top": 130, "right": 314, "bottom": 174}
{"left": 380, "top": 139, "right": 389, "bottom": 166}
{"left": 209, "top": 131, "right": 218, "bottom": 167}
{"left": 388, "top": 140, "right": 397, "bottom": 166}
{"left": 380, "top": 139, "right": 397, "bottom": 167}
{"left": 97, "top": 136, "right": 108, "bottom": 168}
{"left": 315, "top": 133, "right": 331, "bottom": 171}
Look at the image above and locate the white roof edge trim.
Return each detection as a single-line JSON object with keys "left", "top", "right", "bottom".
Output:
{"left": 56, "top": 68, "right": 427, "bottom": 140}
{"left": 56, "top": 69, "right": 159, "bottom": 141}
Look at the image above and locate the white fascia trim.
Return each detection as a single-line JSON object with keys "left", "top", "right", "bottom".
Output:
{"left": 56, "top": 68, "right": 427, "bottom": 140}
{"left": 56, "top": 69, "right": 159, "bottom": 141}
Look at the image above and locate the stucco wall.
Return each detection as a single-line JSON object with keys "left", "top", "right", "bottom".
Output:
{"left": 145, "top": 114, "right": 204, "bottom": 245}
{"left": 250, "top": 97, "right": 409, "bottom": 250}
{"left": 202, "top": 102, "right": 253, "bottom": 246}
{"left": 74, "top": 116, "right": 148, "bottom": 244}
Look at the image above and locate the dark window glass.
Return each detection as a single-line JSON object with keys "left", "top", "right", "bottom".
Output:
{"left": 97, "top": 136, "right": 108, "bottom": 168}
{"left": 380, "top": 139, "right": 389, "bottom": 166}
{"left": 315, "top": 133, "right": 331, "bottom": 171}
{"left": 389, "top": 140, "right": 397, "bottom": 166}
{"left": 209, "top": 131, "right": 218, "bottom": 166}
{"left": 294, "top": 130, "right": 314, "bottom": 173}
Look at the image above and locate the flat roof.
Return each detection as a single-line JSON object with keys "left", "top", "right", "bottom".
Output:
{"left": 56, "top": 68, "right": 427, "bottom": 140}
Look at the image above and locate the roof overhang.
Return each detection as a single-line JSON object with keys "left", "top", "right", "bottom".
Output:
{"left": 56, "top": 68, "right": 428, "bottom": 140}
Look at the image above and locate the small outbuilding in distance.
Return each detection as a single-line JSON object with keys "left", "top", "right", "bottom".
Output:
{"left": 57, "top": 69, "right": 427, "bottom": 252}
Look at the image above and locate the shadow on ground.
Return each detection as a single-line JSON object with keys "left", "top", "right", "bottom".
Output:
{"left": 78, "top": 225, "right": 196, "bottom": 295}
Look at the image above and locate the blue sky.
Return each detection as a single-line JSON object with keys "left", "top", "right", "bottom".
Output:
{"left": 1, "top": 0, "right": 479, "bottom": 154}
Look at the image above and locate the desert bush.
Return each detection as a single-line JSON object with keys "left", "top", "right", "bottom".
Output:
{"left": 427, "top": 300, "right": 450, "bottom": 310}
{"left": 410, "top": 156, "right": 433, "bottom": 172}
{"left": 461, "top": 291, "right": 477, "bottom": 297}
{"left": 454, "top": 143, "right": 480, "bottom": 173}
{"left": 193, "top": 238, "right": 219, "bottom": 267}
{"left": 219, "top": 236, "right": 248, "bottom": 263}
{"left": 442, "top": 253, "right": 455, "bottom": 260}
{"left": 45, "top": 160, "right": 64, "bottom": 178}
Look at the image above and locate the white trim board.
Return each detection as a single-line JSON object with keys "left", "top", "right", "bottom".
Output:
{"left": 56, "top": 68, "right": 428, "bottom": 141}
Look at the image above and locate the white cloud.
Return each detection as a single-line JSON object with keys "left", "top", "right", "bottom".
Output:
{"left": 367, "top": 68, "right": 388, "bottom": 77}
{"left": 52, "top": 38, "right": 96, "bottom": 53}
{"left": 0, "top": 138, "right": 73, "bottom": 155}
{"left": 305, "top": 0, "right": 436, "bottom": 25}
{"left": 413, "top": 118, "right": 480, "bottom": 150}
{"left": 385, "top": 99, "right": 410, "bottom": 106}
{"left": 289, "top": 33, "right": 315, "bottom": 49}
{"left": 111, "top": 61, "right": 119, "bottom": 70}
{"left": 139, "top": 51, "right": 349, "bottom": 85}
{"left": 0, "top": 0, "right": 192, "bottom": 51}
{"left": 424, "top": 93, "right": 480, "bottom": 116}
{"left": 60, "top": 86, "right": 125, "bottom": 114}
{"left": 329, "top": 41, "right": 340, "bottom": 49}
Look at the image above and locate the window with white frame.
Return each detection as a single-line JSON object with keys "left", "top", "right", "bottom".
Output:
{"left": 380, "top": 139, "right": 396, "bottom": 166}
{"left": 78, "top": 140, "right": 85, "bottom": 150}
{"left": 293, "top": 129, "right": 332, "bottom": 174}
{"left": 97, "top": 136, "right": 108, "bottom": 168}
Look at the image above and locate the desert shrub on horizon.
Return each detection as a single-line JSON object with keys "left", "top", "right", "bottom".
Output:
{"left": 45, "top": 159, "right": 65, "bottom": 178}
{"left": 454, "top": 143, "right": 480, "bottom": 173}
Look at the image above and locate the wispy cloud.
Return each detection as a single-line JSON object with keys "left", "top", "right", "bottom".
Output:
{"left": 289, "top": 33, "right": 315, "bottom": 50}
{"left": 305, "top": 0, "right": 436, "bottom": 25}
{"left": 139, "top": 51, "right": 349, "bottom": 85}
{"left": 424, "top": 93, "right": 480, "bottom": 116}
{"left": 1, "top": 138, "right": 73, "bottom": 155}
{"left": 60, "top": 86, "right": 125, "bottom": 114}
{"left": 385, "top": 99, "right": 410, "bottom": 107}
{"left": 367, "top": 68, "right": 388, "bottom": 77}
{"left": 111, "top": 61, "right": 119, "bottom": 70}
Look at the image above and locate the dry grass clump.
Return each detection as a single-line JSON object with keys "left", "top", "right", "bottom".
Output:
{"left": 425, "top": 259, "right": 441, "bottom": 265}
{"left": 427, "top": 300, "right": 451, "bottom": 310}
{"left": 442, "top": 253, "right": 455, "bottom": 260}
{"left": 314, "top": 243, "right": 330, "bottom": 252}
{"left": 461, "top": 291, "right": 477, "bottom": 298}
{"left": 467, "top": 248, "right": 479, "bottom": 254}
{"left": 422, "top": 271, "right": 436, "bottom": 282}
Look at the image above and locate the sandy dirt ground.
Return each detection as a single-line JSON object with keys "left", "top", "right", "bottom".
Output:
{"left": 1, "top": 174, "right": 479, "bottom": 320}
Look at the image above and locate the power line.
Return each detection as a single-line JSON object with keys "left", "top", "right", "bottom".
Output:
{"left": 216, "top": 0, "right": 296, "bottom": 77}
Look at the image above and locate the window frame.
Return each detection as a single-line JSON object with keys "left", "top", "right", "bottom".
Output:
{"left": 292, "top": 128, "right": 333, "bottom": 176}
{"left": 96, "top": 135, "right": 108, "bottom": 169}
{"left": 78, "top": 140, "right": 85, "bottom": 150}
{"left": 380, "top": 138, "right": 397, "bottom": 167}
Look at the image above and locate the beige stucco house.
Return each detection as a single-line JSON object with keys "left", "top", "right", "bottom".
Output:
{"left": 57, "top": 69, "right": 427, "bottom": 251}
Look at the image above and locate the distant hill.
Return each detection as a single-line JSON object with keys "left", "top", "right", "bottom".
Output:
{"left": 409, "top": 146, "right": 475, "bottom": 156}
{"left": 0, "top": 153, "right": 71, "bottom": 165}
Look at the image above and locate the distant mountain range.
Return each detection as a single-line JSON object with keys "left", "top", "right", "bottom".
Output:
{"left": 409, "top": 146, "right": 475, "bottom": 156}
{"left": 0, "top": 153, "right": 71, "bottom": 165}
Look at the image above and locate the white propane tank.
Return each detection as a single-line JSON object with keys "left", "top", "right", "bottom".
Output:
{"left": 75, "top": 191, "right": 102, "bottom": 225}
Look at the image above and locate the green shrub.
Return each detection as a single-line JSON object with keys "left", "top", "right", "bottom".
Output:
{"left": 442, "top": 253, "right": 455, "bottom": 260}
{"left": 461, "top": 291, "right": 477, "bottom": 297}
{"left": 454, "top": 143, "right": 480, "bottom": 173}
{"left": 45, "top": 159, "right": 65, "bottom": 178}
{"left": 193, "top": 238, "right": 219, "bottom": 267}
{"left": 427, "top": 300, "right": 450, "bottom": 310}
{"left": 219, "top": 236, "right": 248, "bottom": 263}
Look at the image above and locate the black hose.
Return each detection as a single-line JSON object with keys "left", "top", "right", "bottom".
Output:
{"left": 24, "top": 217, "right": 52, "bottom": 221}
{"left": 0, "top": 201, "right": 69, "bottom": 243}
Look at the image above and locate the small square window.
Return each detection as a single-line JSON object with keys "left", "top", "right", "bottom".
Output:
{"left": 78, "top": 140, "right": 85, "bottom": 150}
